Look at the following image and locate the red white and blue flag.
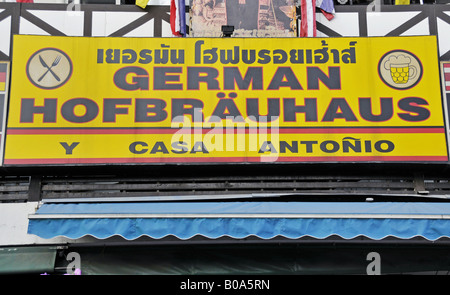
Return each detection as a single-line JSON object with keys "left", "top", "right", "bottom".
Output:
{"left": 170, "top": 0, "right": 186, "bottom": 37}
{"left": 300, "top": 0, "right": 317, "bottom": 37}
{"left": 316, "top": 0, "right": 335, "bottom": 20}
{"left": 300, "top": 0, "right": 335, "bottom": 37}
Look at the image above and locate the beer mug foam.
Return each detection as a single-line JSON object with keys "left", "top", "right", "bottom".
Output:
{"left": 384, "top": 54, "right": 416, "bottom": 84}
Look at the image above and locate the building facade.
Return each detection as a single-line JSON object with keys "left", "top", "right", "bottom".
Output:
{"left": 1, "top": 0, "right": 450, "bottom": 275}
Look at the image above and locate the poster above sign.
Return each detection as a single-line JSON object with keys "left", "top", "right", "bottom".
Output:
{"left": 190, "top": 0, "right": 297, "bottom": 37}
{"left": 4, "top": 35, "right": 448, "bottom": 165}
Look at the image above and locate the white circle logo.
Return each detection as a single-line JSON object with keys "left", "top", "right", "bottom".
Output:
{"left": 378, "top": 50, "right": 423, "bottom": 90}
{"left": 26, "top": 48, "right": 72, "bottom": 89}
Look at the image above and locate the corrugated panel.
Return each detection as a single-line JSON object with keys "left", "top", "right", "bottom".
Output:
{"left": 0, "top": 176, "right": 31, "bottom": 202}
{"left": 38, "top": 175, "right": 431, "bottom": 199}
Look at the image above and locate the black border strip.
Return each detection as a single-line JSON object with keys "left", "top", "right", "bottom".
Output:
{"left": 84, "top": 9, "right": 92, "bottom": 37}
{"left": 0, "top": 9, "right": 12, "bottom": 23}
{"left": 316, "top": 22, "right": 342, "bottom": 37}
{"left": 358, "top": 8, "right": 368, "bottom": 37}
{"left": 440, "top": 50, "right": 450, "bottom": 61}
{"left": 0, "top": 52, "right": 8, "bottom": 61}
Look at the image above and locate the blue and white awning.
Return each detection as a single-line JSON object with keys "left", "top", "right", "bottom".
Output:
{"left": 27, "top": 201, "right": 450, "bottom": 241}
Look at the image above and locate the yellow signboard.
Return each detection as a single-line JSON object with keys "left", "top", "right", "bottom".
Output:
{"left": 4, "top": 35, "right": 448, "bottom": 165}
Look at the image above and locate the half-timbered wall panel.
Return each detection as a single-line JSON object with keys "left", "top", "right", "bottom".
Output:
{"left": 2, "top": 3, "right": 450, "bottom": 60}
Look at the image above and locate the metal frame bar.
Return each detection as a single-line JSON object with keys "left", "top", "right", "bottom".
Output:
{"left": 28, "top": 213, "right": 450, "bottom": 219}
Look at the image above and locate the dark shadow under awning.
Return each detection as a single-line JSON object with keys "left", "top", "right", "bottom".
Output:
{"left": 27, "top": 201, "right": 450, "bottom": 241}
{"left": 0, "top": 246, "right": 57, "bottom": 274}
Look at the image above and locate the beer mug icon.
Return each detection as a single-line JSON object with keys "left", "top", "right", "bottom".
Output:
{"left": 384, "top": 54, "right": 417, "bottom": 84}
{"left": 379, "top": 50, "right": 422, "bottom": 90}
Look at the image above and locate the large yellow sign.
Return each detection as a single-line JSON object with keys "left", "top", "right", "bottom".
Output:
{"left": 4, "top": 35, "right": 448, "bottom": 165}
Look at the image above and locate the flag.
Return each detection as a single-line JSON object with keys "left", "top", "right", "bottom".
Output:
{"left": 316, "top": 0, "right": 335, "bottom": 20}
{"left": 179, "top": 0, "right": 186, "bottom": 36}
{"left": 300, "top": 0, "right": 335, "bottom": 37}
{"left": 0, "top": 64, "right": 6, "bottom": 92}
{"left": 136, "top": 0, "right": 149, "bottom": 9}
{"left": 300, "top": 0, "right": 316, "bottom": 37}
{"left": 170, "top": 0, "right": 186, "bottom": 37}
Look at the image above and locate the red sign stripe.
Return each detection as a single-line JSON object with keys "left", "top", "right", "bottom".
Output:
{"left": 6, "top": 127, "right": 446, "bottom": 135}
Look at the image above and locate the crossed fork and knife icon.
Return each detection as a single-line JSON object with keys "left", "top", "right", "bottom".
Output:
{"left": 38, "top": 55, "right": 61, "bottom": 82}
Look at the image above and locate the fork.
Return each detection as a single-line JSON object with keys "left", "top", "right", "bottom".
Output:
{"left": 38, "top": 55, "right": 62, "bottom": 82}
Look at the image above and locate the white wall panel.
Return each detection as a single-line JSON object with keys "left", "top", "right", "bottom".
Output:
{"left": 92, "top": 11, "right": 147, "bottom": 36}
{"left": 367, "top": 11, "right": 421, "bottom": 36}
{"left": 0, "top": 202, "right": 96, "bottom": 245}
{"left": 317, "top": 12, "right": 360, "bottom": 37}
{"left": 19, "top": 16, "right": 50, "bottom": 35}
{"left": 400, "top": 18, "right": 429, "bottom": 36}
{"left": 29, "top": 10, "right": 84, "bottom": 36}
{"left": 0, "top": 14, "right": 11, "bottom": 57}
